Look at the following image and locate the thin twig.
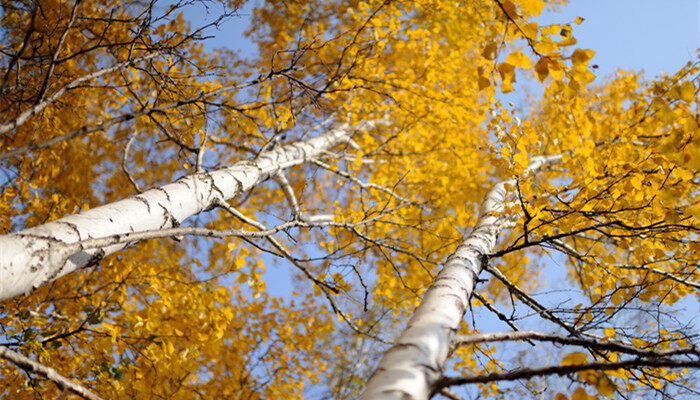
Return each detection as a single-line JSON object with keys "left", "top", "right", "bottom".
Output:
{"left": 121, "top": 131, "right": 143, "bottom": 192}
{"left": 452, "top": 330, "right": 700, "bottom": 359}
{"left": 0, "top": 53, "right": 160, "bottom": 137}
{"left": 437, "top": 358, "right": 700, "bottom": 389}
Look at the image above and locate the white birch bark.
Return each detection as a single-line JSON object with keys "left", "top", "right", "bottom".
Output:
{"left": 0, "top": 121, "right": 377, "bottom": 301}
{"left": 361, "top": 155, "right": 561, "bottom": 400}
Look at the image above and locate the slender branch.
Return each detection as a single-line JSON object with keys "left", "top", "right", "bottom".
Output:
{"left": 195, "top": 106, "right": 209, "bottom": 173}
{"left": 0, "top": 5, "right": 38, "bottom": 95}
{"left": 0, "top": 53, "right": 160, "bottom": 137}
{"left": 452, "top": 330, "right": 700, "bottom": 359}
{"left": 310, "top": 158, "right": 424, "bottom": 207}
{"left": 615, "top": 264, "right": 700, "bottom": 290}
{"left": 62, "top": 218, "right": 373, "bottom": 253}
{"left": 121, "top": 130, "right": 143, "bottom": 193}
{"left": 437, "top": 358, "right": 700, "bottom": 389}
{"left": 470, "top": 292, "right": 531, "bottom": 342}
{"left": 36, "top": 0, "right": 81, "bottom": 103}
{"left": 216, "top": 200, "right": 386, "bottom": 342}
{"left": 216, "top": 200, "right": 338, "bottom": 294}
{"left": 0, "top": 346, "right": 103, "bottom": 400}
{"left": 439, "top": 388, "right": 465, "bottom": 400}
{"left": 0, "top": 71, "right": 269, "bottom": 160}
{"left": 482, "top": 263, "right": 582, "bottom": 336}
{"left": 272, "top": 171, "right": 303, "bottom": 219}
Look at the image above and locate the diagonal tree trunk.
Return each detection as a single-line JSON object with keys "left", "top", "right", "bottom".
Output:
{"left": 361, "top": 155, "right": 561, "bottom": 400}
{"left": 0, "top": 121, "right": 379, "bottom": 301}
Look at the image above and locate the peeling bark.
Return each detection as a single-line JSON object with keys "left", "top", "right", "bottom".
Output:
{"left": 0, "top": 121, "right": 379, "bottom": 301}
{"left": 361, "top": 155, "right": 561, "bottom": 400}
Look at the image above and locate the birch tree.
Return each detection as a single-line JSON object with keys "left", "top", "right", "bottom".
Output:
{"left": 0, "top": 0, "right": 698, "bottom": 399}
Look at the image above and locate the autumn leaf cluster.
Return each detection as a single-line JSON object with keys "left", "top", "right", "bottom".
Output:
{"left": 0, "top": 0, "right": 697, "bottom": 399}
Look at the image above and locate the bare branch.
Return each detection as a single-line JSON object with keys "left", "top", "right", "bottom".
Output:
{"left": 35, "top": 1, "right": 81, "bottom": 103}
{"left": 310, "top": 158, "right": 423, "bottom": 207}
{"left": 452, "top": 330, "right": 700, "bottom": 359}
{"left": 615, "top": 264, "right": 700, "bottom": 290}
{"left": 121, "top": 130, "right": 143, "bottom": 193}
{"left": 437, "top": 358, "right": 700, "bottom": 389}
{"left": 0, "top": 346, "right": 103, "bottom": 400}
{"left": 482, "top": 263, "right": 583, "bottom": 336}
{"left": 0, "top": 53, "right": 160, "bottom": 137}
{"left": 61, "top": 218, "right": 375, "bottom": 254}
{"left": 272, "top": 171, "right": 304, "bottom": 219}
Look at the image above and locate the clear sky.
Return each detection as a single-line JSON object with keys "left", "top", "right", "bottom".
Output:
{"left": 538, "top": 0, "right": 699, "bottom": 80}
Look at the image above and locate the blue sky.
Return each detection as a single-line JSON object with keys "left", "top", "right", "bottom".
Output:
{"left": 538, "top": 0, "right": 699, "bottom": 80}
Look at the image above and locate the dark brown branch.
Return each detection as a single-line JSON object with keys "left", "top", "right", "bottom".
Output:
{"left": 437, "top": 358, "right": 700, "bottom": 390}
{"left": 452, "top": 330, "right": 700, "bottom": 359}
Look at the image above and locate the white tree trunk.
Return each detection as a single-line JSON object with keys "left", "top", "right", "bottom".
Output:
{"left": 361, "top": 155, "right": 560, "bottom": 400}
{"left": 0, "top": 122, "right": 374, "bottom": 301}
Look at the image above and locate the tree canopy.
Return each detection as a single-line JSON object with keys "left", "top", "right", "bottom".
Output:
{"left": 0, "top": 0, "right": 697, "bottom": 399}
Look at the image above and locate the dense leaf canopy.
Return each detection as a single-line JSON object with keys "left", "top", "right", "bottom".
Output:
{"left": 0, "top": 0, "right": 697, "bottom": 399}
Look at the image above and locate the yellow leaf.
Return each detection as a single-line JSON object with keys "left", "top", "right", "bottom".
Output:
{"left": 610, "top": 291, "right": 623, "bottom": 306}
{"left": 559, "top": 35, "right": 578, "bottom": 47}
{"left": 534, "top": 57, "right": 549, "bottom": 82}
{"left": 595, "top": 374, "right": 616, "bottom": 397}
{"left": 549, "top": 61, "right": 565, "bottom": 80}
{"left": 562, "top": 352, "right": 588, "bottom": 366}
{"left": 578, "top": 369, "right": 599, "bottom": 386}
{"left": 571, "top": 387, "right": 590, "bottom": 400}
{"left": 513, "top": 150, "right": 528, "bottom": 169}
{"left": 522, "top": 22, "right": 539, "bottom": 39}
{"left": 236, "top": 272, "right": 249, "bottom": 284}
{"left": 354, "top": 154, "right": 363, "bottom": 167}
{"left": 497, "top": 62, "right": 516, "bottom": 93}
{"left": 604, "top": 327, "right": 616, "bottom": 338}
{"left": 518, "top": 0, "right": 546, "bottom": 17}
{"left": 573, "top": 69, "right": 596, "bottom": 85}
{"left": 505, "top": 50, "right": 532, "bottom": 69}
{"left": 501, "top": 79, "right": 515, "bottom": 93}
{"left": 575, "top": 16, "right": 585, "bottom": 25}
{"left": 500, "top": 146, "right": 512, "bottom": 158}
{"left": 571, "top": 48, "right": 596, "bottom": 68}
{"left": 501, "top": 0, "right": 519, "bottom": 18}
{"left": 497, "top": 62, "right": 516, "bottom": 82}
{"left": 482, "top": 42, "right": 498, "bottom": 60}
{"left": 478, "top": 76, "right": 491, "bottom": 90}
{"left": 679, "top": 80, "right": 695, "bottom": 103}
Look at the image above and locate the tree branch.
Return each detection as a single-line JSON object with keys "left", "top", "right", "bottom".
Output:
{"left": 0, "top": 346, "right": 103, "bottom": 400}
{"left": 452, "top": 330, "right": 700, "bottom": 359}
{"left": 437, "top": 358, "right": 700, "bottom": 390}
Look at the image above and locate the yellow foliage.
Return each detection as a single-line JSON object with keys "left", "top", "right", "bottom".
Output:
{"left": 0, "top": 0, "right": 697, "bottom": 398}
{"left": 562, "top": 352, "right": 588, "bottom": 366}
